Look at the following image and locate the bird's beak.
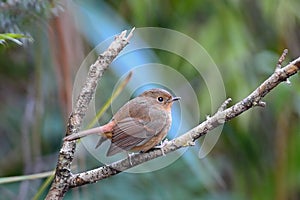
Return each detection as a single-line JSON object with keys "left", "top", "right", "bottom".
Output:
{"left": 171, "top": 97, "right": 181, "bottom": 102}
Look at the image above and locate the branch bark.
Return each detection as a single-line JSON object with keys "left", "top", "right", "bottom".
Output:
{"left": 67, "top": 50, "right": 300, "bottom": 188}
{"left": 45, "top": 28, "right": 135, "bottom": 200}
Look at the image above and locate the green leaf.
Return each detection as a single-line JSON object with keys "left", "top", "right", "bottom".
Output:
{"left": 0, "top": 33, "right": 33, "bottom": 46}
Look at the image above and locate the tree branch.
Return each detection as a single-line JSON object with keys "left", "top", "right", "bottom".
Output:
{"left": 45, "top": 28, "right": 135, "bottom": 200}
{"left": 68, "top": 50, "right": 300, "bottom": 188}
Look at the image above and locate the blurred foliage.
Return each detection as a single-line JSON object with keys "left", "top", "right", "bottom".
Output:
{"left": 0, "top": 0, "right": 300, "bottom": 199}
{"left": 0, "top": 0, "right": 62, "bottom": 34}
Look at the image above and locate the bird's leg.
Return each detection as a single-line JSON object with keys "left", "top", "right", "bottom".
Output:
{"left": 153, "top": 139, "right": 170, "bottom": 156}
{"left": 127, "top": 152, "right": 135, "bottom": 166}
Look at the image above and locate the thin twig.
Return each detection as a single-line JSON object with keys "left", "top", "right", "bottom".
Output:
{"left": 276, "top": 49, "right": 288, "bottom": 70}
{"left": 68, "top": 51, "right": 300, "bottom": 187}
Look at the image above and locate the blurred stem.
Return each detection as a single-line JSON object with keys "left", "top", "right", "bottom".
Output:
{"left": 50, "top": 14, "right": 73, "bottom": 118}
{"left": 0, "top": 171, "right": 54, "bottom": 184}
{"left": 274, "top": 109, "right": 289, "bottom": 200}
{"left": 19, "top": 85, "right": 35, "bottom": 199}
{"left": 32, "top": 31, "right": 44, "bottom": 163}
{"left": 33, "top": 173, "right": 54, "bottom": 200}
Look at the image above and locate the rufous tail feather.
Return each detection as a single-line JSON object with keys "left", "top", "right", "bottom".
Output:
{"left": 63, "top": 126, "right": 104, "bottom": 141}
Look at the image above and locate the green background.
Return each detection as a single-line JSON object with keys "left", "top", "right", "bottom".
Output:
{"left": 0, "top": 0, "right": 300, "bottom": 199}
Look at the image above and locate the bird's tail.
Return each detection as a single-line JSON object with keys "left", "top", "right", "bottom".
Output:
{"left": 63, "top": 126, "right": 104, "bottom": 141}
{"left": 95, "top": 136, "right": 108, "bottom": 149}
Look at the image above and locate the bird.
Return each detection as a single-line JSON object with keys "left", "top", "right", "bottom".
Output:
{"left": 64, "top": 88, "right": 180, "bottom": 156}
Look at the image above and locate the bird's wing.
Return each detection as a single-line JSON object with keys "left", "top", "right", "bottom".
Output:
{"left": 107, "top": 117, "right": 150, "bottom": 156}
{"left": 107, "top": 107, "right": 168, "bottom": 156}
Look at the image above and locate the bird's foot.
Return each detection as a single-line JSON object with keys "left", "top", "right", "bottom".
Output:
{"left": 127, "top": 152, "right": 135, "bottom": 166}
{"left": 153, "top": 139, "right": 170, "bottom": 156}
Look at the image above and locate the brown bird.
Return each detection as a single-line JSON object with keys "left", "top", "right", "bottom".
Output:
{"left": 64, "top": 88, "right": 180, "bottom": 156}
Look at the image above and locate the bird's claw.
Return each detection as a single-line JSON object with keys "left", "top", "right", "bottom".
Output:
{"left": 154, "top": 139, "right": 170, "bottom": 156}
{"left": 127, "top": 152, "right": 135, "bottom": 166}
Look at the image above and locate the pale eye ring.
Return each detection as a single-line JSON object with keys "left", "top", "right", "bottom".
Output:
{"left": 157, "top": 97, "right": 164, "bottom": 102}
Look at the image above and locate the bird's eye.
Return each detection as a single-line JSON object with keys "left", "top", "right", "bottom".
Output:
{"left": 157, "top": 97, "right": 164, "bottom": 102}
